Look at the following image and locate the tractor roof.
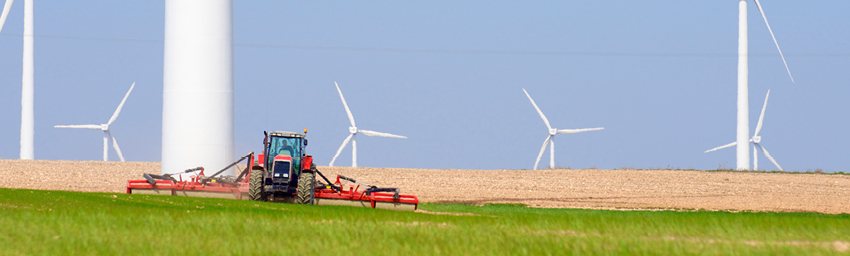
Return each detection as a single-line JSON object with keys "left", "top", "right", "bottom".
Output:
{"left": 270, "top": 131, "right": 305, "bottom": 138}
{"left": 273, "top": 154, "right": 292, "bottom": 161}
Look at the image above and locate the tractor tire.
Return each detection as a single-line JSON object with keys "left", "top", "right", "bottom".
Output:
{"left": 248, "top": 166, "right": 267, "bottom": 201}
{"left": 296, "top": 171, "right": 315, "bottom": 204}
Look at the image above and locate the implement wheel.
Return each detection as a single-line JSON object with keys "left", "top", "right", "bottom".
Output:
{"left": 248, "top": 166, "right": 267, "bottom": 201}
{"left": 296, "top": 171, "right": 315, "bottom": 204}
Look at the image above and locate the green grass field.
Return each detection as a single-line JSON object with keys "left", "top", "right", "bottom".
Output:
{"left": 1, "top": 188, "right": 848, "bottom": 255}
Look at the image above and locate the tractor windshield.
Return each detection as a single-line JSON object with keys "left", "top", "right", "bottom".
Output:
{"left": 267, "top": 136, "right": 302, "bottom": 170}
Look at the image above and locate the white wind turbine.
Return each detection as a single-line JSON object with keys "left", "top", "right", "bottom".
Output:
{"left": 706, "top": 90, "right": 783, "bottom": 171}
{"left": 329, "top": 82, "right": 406, "bottom": 167}
{"left": 733, "top": 0, "right": 794, "bottom": 170}
{"left": 54, "top": 83, "right": 135, "bottom": 162}
{"left": 0, "top": 0, "right": 35, "bottom": 160}
{"left": 523, "top": 89, "right": 604, "bottom": 170}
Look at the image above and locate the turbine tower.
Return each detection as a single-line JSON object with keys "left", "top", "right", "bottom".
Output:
{"left": 55, "top": 83, "right": 135, "bottom": 162}
{"left": 707, "top": 90, "right": 783, "bottom": 171}
{"left": 162, "top": 0, "right": 235, "bottom": 175}
{"left": 523, "top": 89, "right": 604, "bottom": 170}
{"left": 0, "top": 0, "right": 35, "bottom": 160}
{"left": 735, "top": 0, "right": 793, "bottom": 170}
{"left": 329, "top": 82, "right": 406, "bottom": 167}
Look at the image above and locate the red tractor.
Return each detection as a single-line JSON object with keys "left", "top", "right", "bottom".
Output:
{"left": 248, "top": 130, "right": 318, "bottom": 203}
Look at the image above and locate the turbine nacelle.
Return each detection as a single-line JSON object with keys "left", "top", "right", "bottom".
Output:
{"left": 101, "top": 124, "right": 109, "bottom": 131}
{"left": 548, "top": 128, "right": 557, "bottom": 136}
{"left": 751, "top": 135, "right": 761, "bottom": 144}
{"left": 349, "top": 126, "right": 358, "bottom": 134}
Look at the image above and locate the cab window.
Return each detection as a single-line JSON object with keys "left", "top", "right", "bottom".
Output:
{"left": 267, "top": 136, "right": 302, "bottom": 169}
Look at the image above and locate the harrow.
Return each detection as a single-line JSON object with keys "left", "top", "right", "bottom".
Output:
{"left": 127, "top": 152, "right": 418, "bottom": 211}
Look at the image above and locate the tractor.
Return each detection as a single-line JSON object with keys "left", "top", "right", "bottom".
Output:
{"left": 248, "top": 130, "right": 318, "bottom": 203}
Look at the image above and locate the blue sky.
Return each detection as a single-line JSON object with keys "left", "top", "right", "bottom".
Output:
{"left": 0, "top": 1, "right": 847, "bottom": 172}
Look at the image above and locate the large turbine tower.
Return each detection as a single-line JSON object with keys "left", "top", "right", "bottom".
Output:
{"left": 0, "top": 0, "right": 35, "bottom": 160}
{"left": 735, "top": 0, "right": 793, "bottom": 170}
{"left": 162, "top": 0, "right": 234, "bottom": 174}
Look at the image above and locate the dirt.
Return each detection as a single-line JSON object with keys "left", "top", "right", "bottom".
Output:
{"left": 0, "top": 160, "right": 156, "bottom": 193}
{"left": 2, "top": 159, "right": 849, "bottom": 214}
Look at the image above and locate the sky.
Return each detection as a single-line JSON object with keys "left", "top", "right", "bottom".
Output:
{"left": 0, "top": 1, "right": 847, "bottom": 172}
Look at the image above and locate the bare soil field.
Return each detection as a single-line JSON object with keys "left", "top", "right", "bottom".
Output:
{"left": 2, "top": 159, "right": 849, "bottom": 214}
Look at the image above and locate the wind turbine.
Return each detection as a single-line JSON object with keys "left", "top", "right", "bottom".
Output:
{"left": 54, "top": 83, "right": 135, "bottom": 162}
{"left": 523, "top": 89, "right": 604, "bottom": 170}
{"left": 329, "top": 82, "right": 406, "bottom": 167}
{"left": 161, "top": 0, "right": 235, "bottom": 176}
{"left": 734, "top": 0, "right": 794, "bottom": 170}
{"left": 0, "top": 0, "right": 35, "bottom": 159}
{"left": 706, "top": 90, "right": 783, "bottom": 171}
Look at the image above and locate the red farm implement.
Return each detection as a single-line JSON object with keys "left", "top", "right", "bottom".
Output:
{"left": 127, "top": 131, "right": 418, "bottom": 211}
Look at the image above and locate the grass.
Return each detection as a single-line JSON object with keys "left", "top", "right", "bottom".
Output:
{"left": 1, "top": 188, "right": 848, "bottom": 255}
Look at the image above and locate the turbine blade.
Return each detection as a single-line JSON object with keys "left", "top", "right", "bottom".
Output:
{"left": 108, "top": 131, "right": 125, "bottom": 162}
{"left": 754, "top": 90, "right": 770, "bottom": 137}
{"left": 54, "top": 124, "right": 102, "bottom": 129}
{"left": 557, "top": 127, "right": 604, "bottom": 134}
{"left": 533, "top": 136, "right": 551, "bottom": 170}
{"left": 107, "top": 82, "right": 135, "bottom": 126}
{"left": 758, "top": 144, "right": 783, "bottom": 171}
{"left": 753, "top": 0, "right": 794, "bottom": 83}
{"left": 704, "top": 141, "right": 737, "bottom": 153}
{"left": 329, "top": 134, "right": 353, "bottom": 167}
{"left": 522, "top": 88, "right": 552, "bottom": 130}
{"left": 358, "top": 129, "right": 407, "bottom": 139}
{"left": 334, "top": 81, "right": 356, "bottom": 127}
{"left": 0, "top": 0, "right": 14, "bottom": 34}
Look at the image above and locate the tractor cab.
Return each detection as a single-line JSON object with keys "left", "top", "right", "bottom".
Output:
{"left": 261, "top": 131, "right": 309, "bottom": 192}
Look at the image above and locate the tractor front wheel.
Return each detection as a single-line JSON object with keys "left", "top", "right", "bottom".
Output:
{"left": 296, "top": 171, "right": 315, "bottom": 204}
{"left": 248, "top": 166, "right": 267, "bottom": 201}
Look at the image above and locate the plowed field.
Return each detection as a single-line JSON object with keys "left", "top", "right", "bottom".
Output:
{"left": 2, "top": 159, "right": 848, "bottom": 214}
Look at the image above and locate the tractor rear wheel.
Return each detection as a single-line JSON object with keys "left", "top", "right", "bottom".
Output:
{"left": 248, "top": 166, "right": 266, "bottom": 201}
{"left": 296, "top": 171, "right": 315, "bottom": 204}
